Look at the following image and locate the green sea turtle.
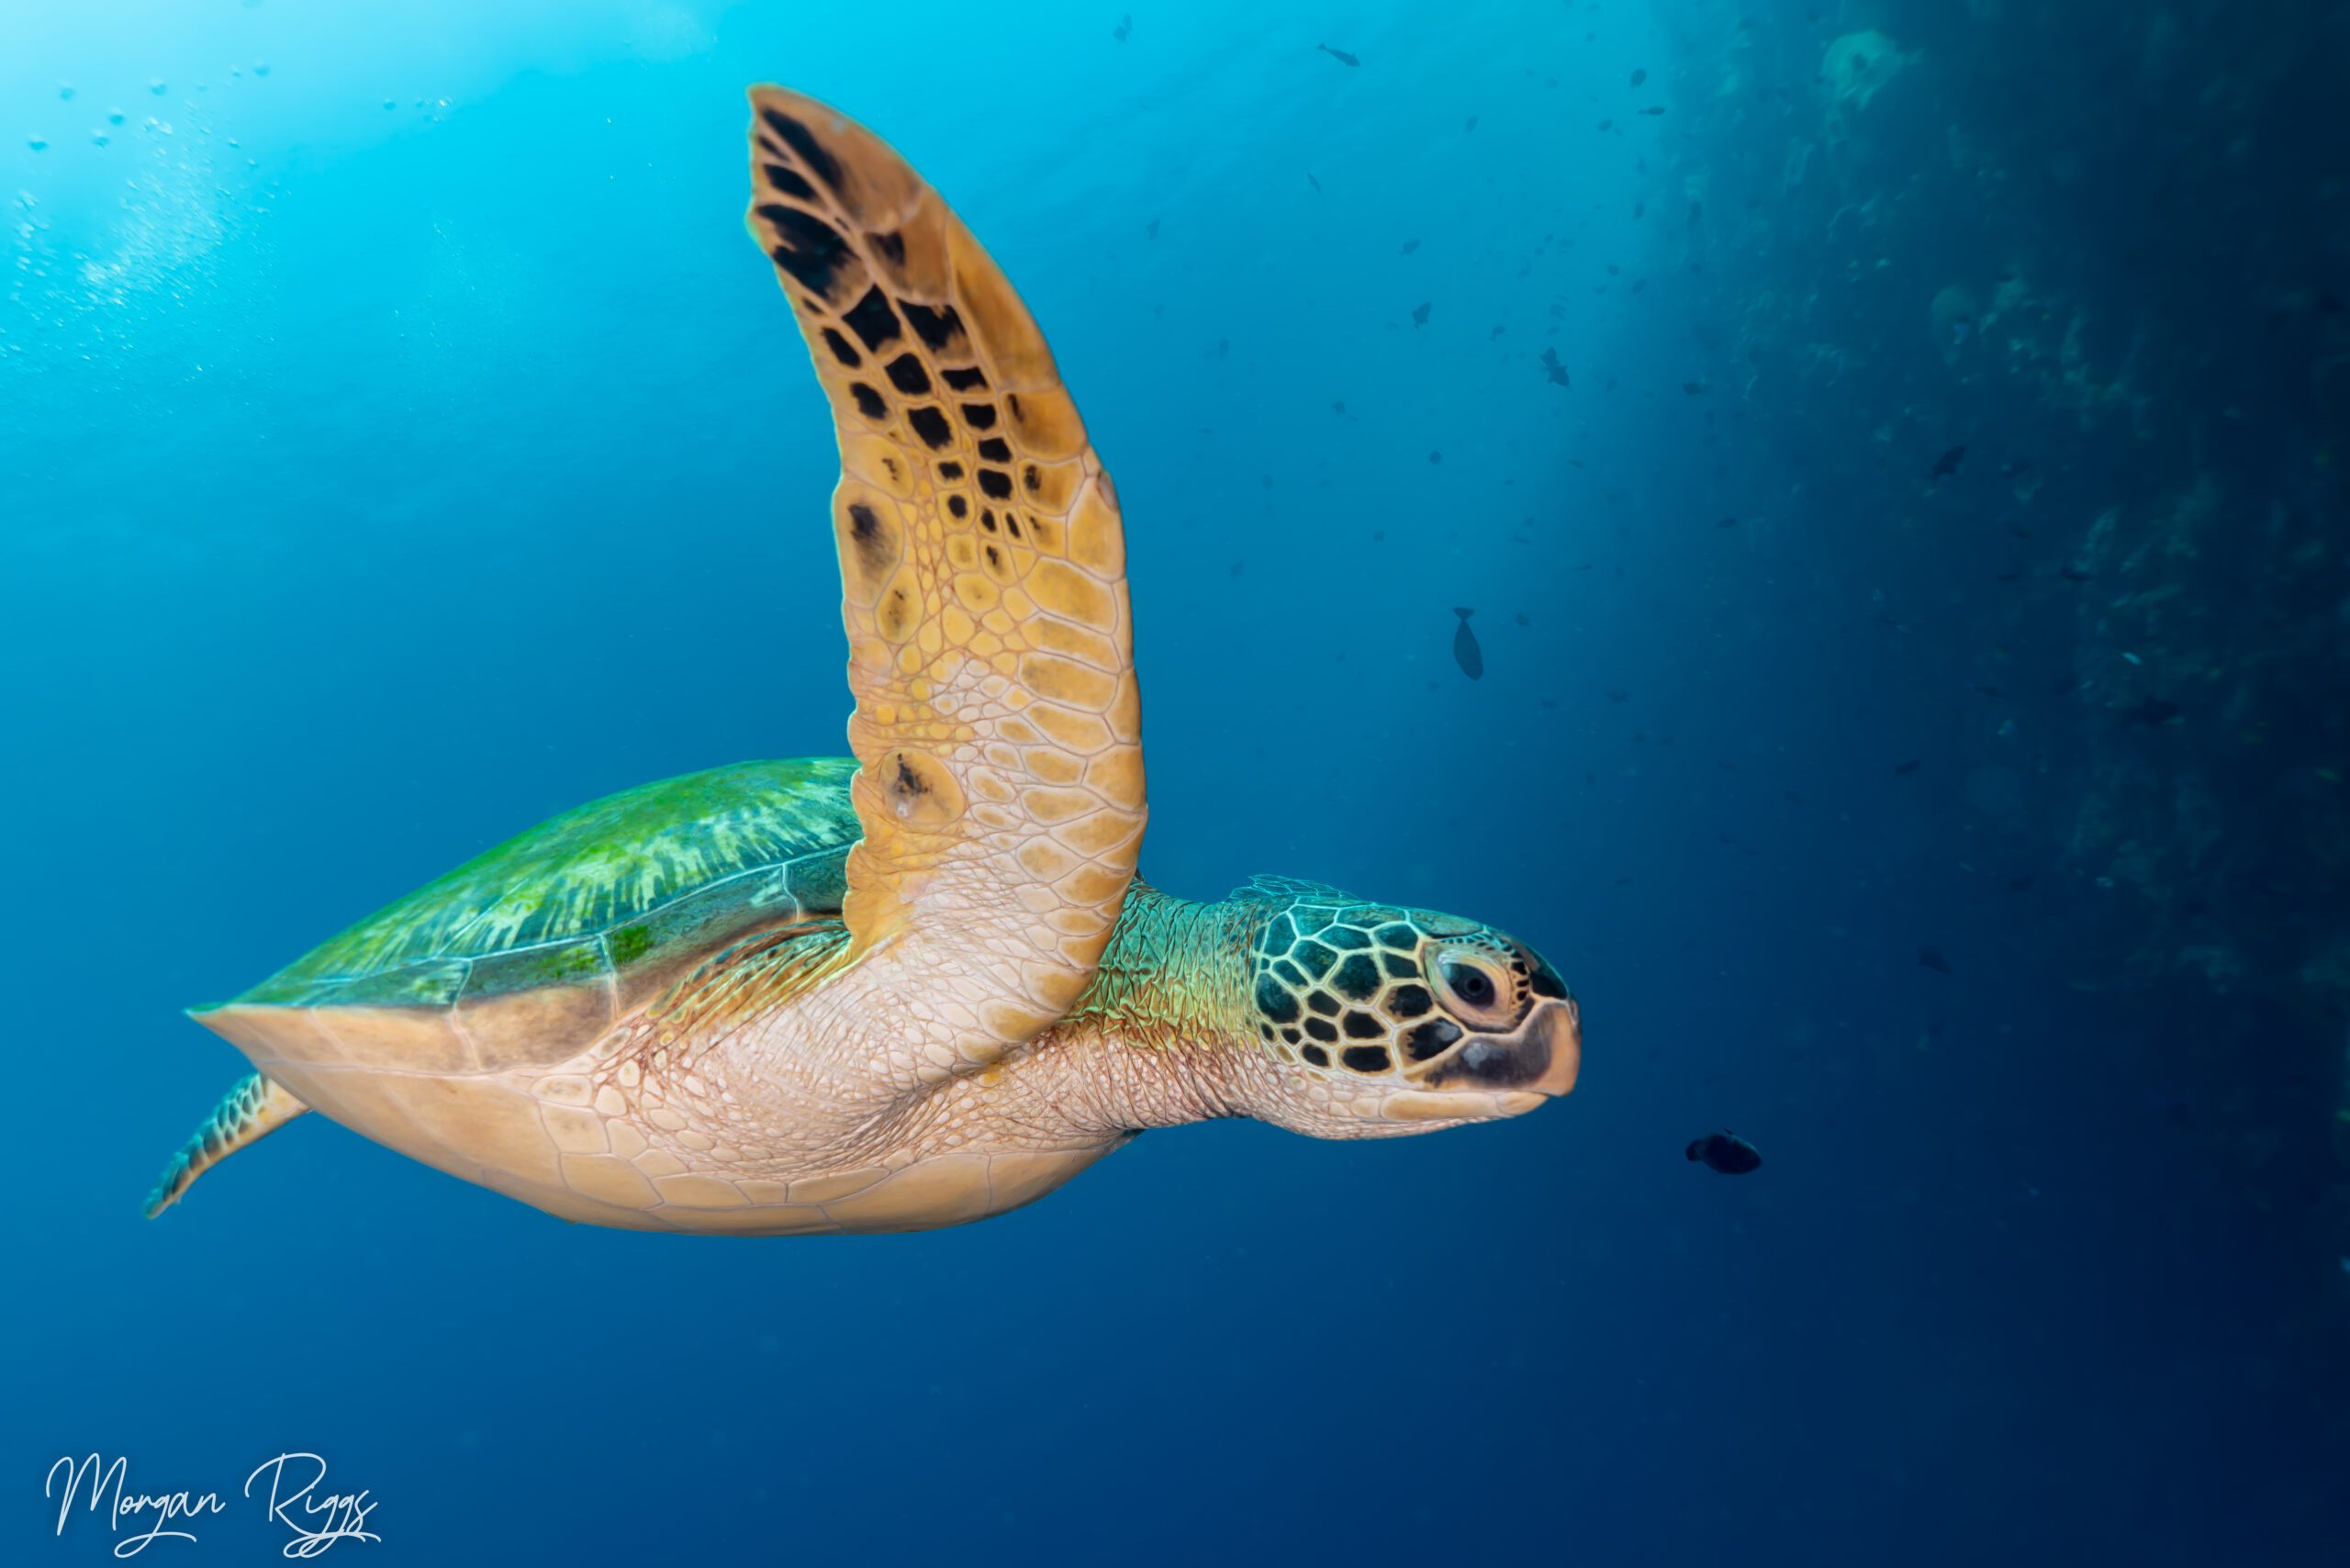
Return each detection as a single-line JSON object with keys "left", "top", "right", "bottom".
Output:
{"left": 144, "top": 88, "right": 1582, "bottom": 1236}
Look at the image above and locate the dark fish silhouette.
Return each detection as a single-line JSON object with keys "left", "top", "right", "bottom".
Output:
{"left": 1686, "top": 1131, "right": 1762, "bottom": 1175}
{"left": 1540, "top": 347, "right": 1571, "bottom": 386}
{"left": 1411, "top": 301, "right": 1431, "bottom": 326}
{"left": 1113, "top": 12, "right": 1131, "bottom": 41}
{"left": 1306, "top": 172, "right": 1321, "bottom": 193}
{"left": 1401, "top": 239, "right": 1419, "bottom": 254}
{"left": 1930, "top": 444, "right": 1966, "bottom": 479}
{"left": 1317, "top": 43, "right": 1360, "bottom": 66}
{"left": 1630, "top": 68, "right": 1649, "bottom": 85}
{"left": 1146, "top": 218, "right": 1159, "bottom": 239}
{"left": 1894, "top": 758, "right": 1922, "bottom": 775}
{"left": 1464, "top": 115, "right": 1478, "bottom": 132}
{"left": 2058, "top": 566, "right": 2092, "bottom": 583}
{"left": 1919, "top": 946, "right": 1953, "bottom": 973}
{"left": 1451, "top": 608, "right": 1483, "bottom": 680}
{"left": 2121, "top": 697, "right": 2182, "bottom": 726}
{"left": 1639, "top": 105, "right": 1666, "bottom": 116}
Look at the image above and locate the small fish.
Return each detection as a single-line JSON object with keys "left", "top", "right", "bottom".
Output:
{"left": 1973, "top": 683, "right": 2008, "bottom": 699}
{"left": 1316, "top": 43, "right": 1360, "bottom": 66}
{"left": 1630, "top": 68, "right": 1649, "bottom": 86}
{"left": 1682, "top": 379, "right": 1707, "bottom": 394}
{"left": 2008, "top": 875, "right": 2035, "bottom": 892}
{"left": 1411, "top": 301, "right": 1431, "bottom": 326}
{"left": 1113, "top": 12, "right": 1131, "bottom": 41}
{"left": 1306, "top": 172, "right": 1321, "bottom": 193}
{"left": 2058, "top": 566, "right": 2092, "bottom": 583}
{"left": 1464, "top": 115, "right": 1478, "bottom": 132}
{"left": 1451, "top": 608, "right": 1484, "bottom": 680}
{"left": 1540, "top": 347, "right": 1571, "bottom": 386}
{"left": 1685, "top": 1131, "right": 1762, "bottom": 1175}
{"left": 1330, "top": 399, "right": 1354, "bottom": 419}
{"left": 1427, "top": 449, "right": 1442, "bottom": 465}
{"left": 1401, "top": 239, "right": 1420, "bottom": 254}
{"left": 1893, "top": 758, "right": 1922, "bottom": 775}
{"left": 1994, "top": 569, "right": 2023, "bottom": 584}
{"left": 1715, "top": 516, "right": 1739, "bottom": 529}
{"left": 1639, "top": 105, "right": 1666, "bottom": 116}
{"left": 1930, "top": 444, "right": 1965, "bottom": 479}
{"left": 2121, "top": 697, "right": 2182, "bottom": 727}
{"left": 1918, "top": 946, "right": 1953, "bottom": 973}
{"left": 1605, "top": 689, "right": 1628, "bottom": 704}
{"left": 1146, "top": 218, "right": 1159, "bottom": 239}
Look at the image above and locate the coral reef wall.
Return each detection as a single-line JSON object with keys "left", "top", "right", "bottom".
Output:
{"left": 1655, "top": 0, "right": 2349, "bottom": 1321}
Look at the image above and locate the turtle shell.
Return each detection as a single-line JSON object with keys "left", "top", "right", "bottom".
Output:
{"left": 196, "top": 758, "right": 859, "bottom": 1075}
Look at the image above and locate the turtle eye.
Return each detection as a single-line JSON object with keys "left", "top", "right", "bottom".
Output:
{"left": 1443, "top": 962, "right": 1495, "bottom": 1007}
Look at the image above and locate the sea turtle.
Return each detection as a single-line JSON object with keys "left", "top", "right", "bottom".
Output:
{"left": 144, "top": 88, "right": 1582, "bottom": 1236}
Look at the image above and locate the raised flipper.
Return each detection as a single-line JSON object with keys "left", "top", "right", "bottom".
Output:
{"left": 745, "top": 89, "right": 1146, "bottom": 1058}
{"left": 143, "top": 1072, "right": 309, "bottom": 1218}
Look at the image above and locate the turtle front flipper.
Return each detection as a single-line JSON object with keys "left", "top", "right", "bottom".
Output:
{"left": 746, "top": 90, "right": 1145, "bottom": 1058}
{"left": 142, "top": 1072, "right": 309, "bottom": 1218}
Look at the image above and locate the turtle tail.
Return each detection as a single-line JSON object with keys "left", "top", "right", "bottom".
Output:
{"left": 142, "top": 1072, "right": 309, "bottom": 1219}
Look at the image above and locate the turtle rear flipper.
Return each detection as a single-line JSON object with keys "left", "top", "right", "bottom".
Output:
{"left": 142, "top": 1072, "right": 308, "bottom": 1218}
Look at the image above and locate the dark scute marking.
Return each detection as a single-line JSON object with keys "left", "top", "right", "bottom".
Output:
{"left": 884, "top": 353, "right": 932, "bottom": 396}
{"left": 1255, "top": 973, "right": 1301, "bottom": 1025}
{"left": 942, "top": 365, "right": 989, "bottom": 390}
{"left": 979, "top": 468, "right": 1013, "bottom": 499}
{"left": 1281, "top": 1026, "right": 1303, "bottom": 1045}
{"left": 759, "top": 106, "right": 844, "bottom": 191}
{"left": 845, "top": 503, "right": 891, "bottom": 575}
{"left": 1382, "top": 952, "right": 1418, "bottom": 980}
{"left": 908, "top": 407, "right": 954, "bottom": 451}
{"left": 984, "top": 543, "right": 1002, "bottom": 568}
{"left": 1023, "top": 463, "right": 1041, "bottom": 494}
{"left": 1292, "top": 907, "right": 1333, "bottom": 935}
{"left": 892, "top": 755, "right": 928, "bottom": 797}
{"left": 1331, "top": 953, "right": 1382, "bottom": 1002}
{"left": 843, "top": 286, "right": 902, "bottom": 351}
{"left": 1304, "top": 989, "right": 1339, "bottom": 1017}
{"left": 849, "top": 383, "right": 889, "bottom": 421}
{"left": 1004, "top": 515, "right": 1022, "bottom": 538}
{"left": 946, "top": 495, "right": 968, "bottom": 519}
{"left": 820, "top": 328, "right": 863, "bottom": 368}
{"left": 901, "top": 299, "right": 965, "bottom": 352}
{"left": 938, "top": 461, "right": 964, "bottom": 480}
{"left": 1387, "top": 983, "right": 1433, "bottom": 1020}
{"left": 979, "top": 509, "right": 999, "bottom": 533}
{"left": 1341, "top": 1011, "right": 1385, "bottom": 1040}
{"left": 1259, "top": 913, "right": 1297, "bottom": 953}
{"left": 871, "top": 229, "right": 907, "bottom": 267}
{"left": 1341, "top": 1045, "right": 1393, "bottom": 1073}
{"left": 1324, "top": 925, "right": 1371, "bottom": 951}
{"left": 977, "top": 437, "right": 1012, "bottom": 463}
{"left": 1258, "top": 1022, "right": 1273, "bottom": 1040}
{"left": 1301, "top": 1042, "right": 1330, "bottom": 1066}
{"left": 1528, "top": 956, "right": 1570, "bottom": 999}
{"left": 962, "top": 402, "right": 999, "bottom": 430}
{"left": 1374, "top": 923, "right": 1420, "bottom": 950}
{"left": 1304, "top": 1018, "right": 1338, "bottom": 1044}
{"left": 1292, "top": 940, "right": 1336, "bottom": 979}
{"left": 1274, "top": 958, "right": 1306, "bottom": 987}
{"left": 1433, "top": 1033, "right": 1551, "bottom": 1090}
{"left": 762, "top": 206, "right": 851, "bottom": 296}
{"left": 1404, "top": 1018, "right": 1463, "bottom": 1061}
{"left": 760, "top": 162, "right": 816, "bottom": 200}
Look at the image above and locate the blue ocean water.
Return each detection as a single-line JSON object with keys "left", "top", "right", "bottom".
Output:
{"left": 6, "top": 2, "right": 2347, "bottom": 1563}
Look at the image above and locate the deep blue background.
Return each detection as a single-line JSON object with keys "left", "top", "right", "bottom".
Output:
{"left": 5, "top": 3, "right": 2343, "bottom": 1563}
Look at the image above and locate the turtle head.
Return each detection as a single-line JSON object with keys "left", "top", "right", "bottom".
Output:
{"left": 1233, "top": 878, "right": 1581, "bottom": 1136}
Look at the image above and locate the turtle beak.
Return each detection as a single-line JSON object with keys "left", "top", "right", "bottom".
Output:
{"left": 1424, "top": 997, "right": 1582, "bottom": 1097}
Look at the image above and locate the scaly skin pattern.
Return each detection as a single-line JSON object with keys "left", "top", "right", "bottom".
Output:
{"left": 745, "top": 86, "right": 1147, "bottom": 1072}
